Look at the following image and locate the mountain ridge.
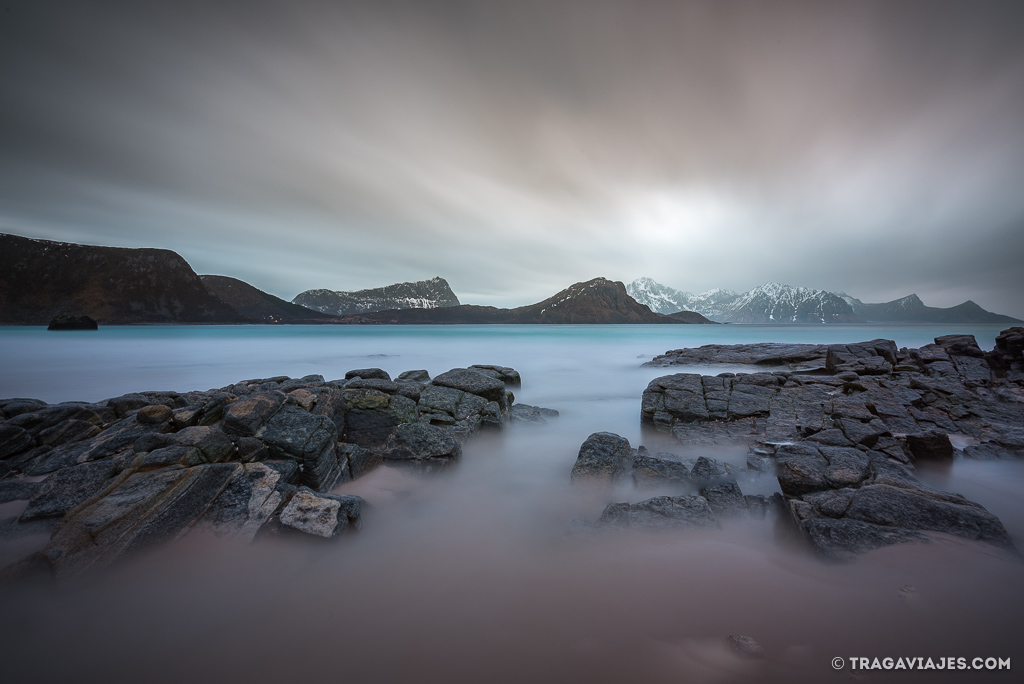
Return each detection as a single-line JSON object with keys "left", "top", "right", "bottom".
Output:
{"left": 292, "top": 277, "right": 460, "bottom": 315}
{"left": 628, "top": 277, "right": 1020, "bottom": 325}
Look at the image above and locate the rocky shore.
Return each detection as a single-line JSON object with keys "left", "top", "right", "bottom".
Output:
{"left": 572, "top": 328, "right": 1024, "bottom": 559}
{"left": 0, "top": 363, "right": 549, "bottom": 581}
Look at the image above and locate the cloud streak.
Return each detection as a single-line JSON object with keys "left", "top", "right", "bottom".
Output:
{"left": 1, "top": 0, "right": 1023, "bottom": 315}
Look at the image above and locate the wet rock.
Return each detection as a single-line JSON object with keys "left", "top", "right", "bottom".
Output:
{"left": 345, "top": 368, "right": 391, "bottom": 381}
{"left": 396, "top": 369, "right": 431, "bottom": 383}
{"left": 340, "top": 442, "right": 381, "bottom": 480}
{"left": 728, "top": 635, "right": 765, "bottom": 659}
{"left": 571, "top": 432, "right": 632, "bottom": 484}
{"left": 41, "top": 463, "right": 243, "bottom": 579}
{"left": 222, "top": 391, "right": 287, "bottom": 438}
{"left": 278, "top": 486, "right": 363, "bottom": 538}
{"left": 598, "top": 495, "right": 718, "bottom": 530}
{"left": 136, "top": 404, "right": 173, "bottom": 425}
{"left": 20, "top": 460, "right": 119, "bottom": 521}
{"left": 381, "top": 422, "right": 462, "bottom": 474}
{"left": 0, "top": 479, "right": 41, "bottom": 504}
{"left": 468, "top": 364, "right": 522, "bottom": 387}
{"left": 631, "top": 447, "right": 691, "bottom": 487}
{"left": 432, "top": 368, "right": 508, "bottom": 408}
{"left": 906, "top": 431, "right": 954, "bottom": 462}
{"left": 0, "top": 424, "right": 35, "bottom": 460}
{"left": 700, "top": 480, "right": 748, "bottom": 514}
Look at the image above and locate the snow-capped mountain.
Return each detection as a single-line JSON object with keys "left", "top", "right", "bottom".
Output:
{"left": 723, "top": 282, "right": 859, "bottom": 323}
{"left": 626, "top": 277, "right": 737, "bottom": 317}
{"left": 627, "top": 278, "right": 857, "bottom": 323}
{"left": 292, "top": 277, "right": 460, "bottom": 315}
{"left": 629, "top": 278, "right": 1021, "bottom": 324}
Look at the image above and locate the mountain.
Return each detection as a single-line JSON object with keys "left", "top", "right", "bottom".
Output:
{"left": 626, "top": 277, "right": 737, "bottom": 317}
{"left": 723, "top": 283, "right": 860, "bottom": 324}
{"left": 840, "top": 293, "right": 1021, "bottom": 324}
{"left": 0, "top": 233, "right": 248, "bottom": 325}
{"left": 292, "top": 277, "right": 460, "bottom": 315}
{"left": 200, "top": 275, "right": 332, "bottom": 323}
{"left": 632, "top": 277, "right": 1021, "bottom": 324}
{"left": 349, "top": 278, "right": 685, "bottom": 324}
{"left": 664, "top": 310, "right": 717, "bottom": 324}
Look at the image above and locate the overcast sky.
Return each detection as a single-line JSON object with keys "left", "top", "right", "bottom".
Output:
{"left": 2, "top": 0, "right": 1023, "bottom": 316}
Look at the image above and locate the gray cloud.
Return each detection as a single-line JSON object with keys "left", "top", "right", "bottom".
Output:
{"left": 2, "top": 0, "right": 1023, "bottom": 316}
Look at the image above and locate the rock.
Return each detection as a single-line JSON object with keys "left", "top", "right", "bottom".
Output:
{"left": 236, "top": 436, "right": 269, "bottom": 463}
{"left": 396, "top": 369, "right": 431, "bottom": 382}
{"left": 381, "top": 422, "right": 462, "bottom": 474}
{"left": 200, "top": 462, "right": 287, "bottom": 541}
{"left": 340, "top": 442, "right": 381, "bottom": 480}
{"left": 571, "top": 432, "right": 632, "bottom": 484}
{"left": 20, "top": 460, "right": 119, "bottom": 521}
{"left": 800, "top": 518, "right": 928, "bottom": 560}
{"left": 467, "top": 364, "right": 522, "bottom": 387}
{"left": 0, "top": 398, "right": 48, "bottom": 418}
{"left": 136, "top": 404, "right": 173, "bottom": 425}
{"left": 41, "top": 463, "right": 243, "bottom": 579}
{"left": 106, "top": 393, "right": 152, "bottom": 418}
{"left": 278, "top": 486, "right": 363, "bottom": 538}
{"left": 728, "top": 635, "right": 765, "bottom": 659}
{"left": 906, "top": 431, "right": 954, "bottom": 462}
{"left": 8, "top": 404, "right": 102, "bottom": 436}
{"left": 222, "top": 391, "right": 287, "bottom": 438}
{"left": 507, "top": 404, "right": 549, "bottom": 425}
{"left": 700, "top": 480, "right": 748, "bottom": 514}
{"left": 631, "top": 448, "right": 691, "bottom": 487}
{"left": 0, "top": 479, "right": 41, "bottom": 503}
{"left": 431, "top": 368, "right": 508, "bottom": 408}
{"left": 345, "top": 368, "right": 391, "bottom": 381}
{"left": 170, "top": 426, "right": 236, "bottom": 463}
{"left": 0, "top": 424, "right": 35, "bottom": 460}
{"left": 139, "top": 445, "right": 204, "bottom": 468}
{"left": 47, "top": 315, "right": 98, "bottom": 330}
{"left": 598, "top": 495, "right": 718, "bottom": 530}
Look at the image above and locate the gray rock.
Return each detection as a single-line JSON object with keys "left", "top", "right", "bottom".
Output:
{"left": 171, "top": 426, "right": 236, "bottom": 463}
{"left": 0, "top": 424, "right": 35, "bottom": 460}
{"left": 381, "top": 422, "right": 462, "bottom": 474}
{"left": 906, "top": 431, "right": 954, "bottom": 462}
{"left": 598, "top": 495, "right": 719, "bottom": 530}
{"left": 278, "top": 486, "right": 363, "bottom": 538}
{"left": 571, "top": 432, "right": 632, "bottom": 484}
{"left": 700, "top": 480, "right": 748, "bottom": 514}
{"left": 106, "top": 393, "right": 151, "bottom": 418}
{"left": 345, "top": 368, "right": 391, "bottom": 381}
{"left": 467, "top": 364, "right": 522, "bottom": 387}
{"left": 432, "top": 368, "right": 508, "bottom": 408}
{"left": 0, "top": 479, "right": 41, "bottom": 503}
{"left": 221, "top": 391, "right": 287, "bottom": 438}
{"left": 631, "top": 448, "right": 691, "bottom": 487}
{"left": 20, "top": 460, "right": 119, "bottom": 521}
{"left": 396, "top": 369, "right": 431, "bottom": 383}
{"left": 728, "top": 635, "right": 764, "bottom": 659}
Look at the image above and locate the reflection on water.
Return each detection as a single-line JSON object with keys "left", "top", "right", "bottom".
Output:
{"left": 0, "top": 324, "right": 1021, "bottom": 682}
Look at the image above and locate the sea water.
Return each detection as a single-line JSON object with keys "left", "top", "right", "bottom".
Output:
{"left": 0, "top": 324, "right": 1021, "bottom": 683}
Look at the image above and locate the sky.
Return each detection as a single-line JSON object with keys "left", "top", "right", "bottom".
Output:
{"left": 1, "top": 0, "right": 1023, "bottom": 316}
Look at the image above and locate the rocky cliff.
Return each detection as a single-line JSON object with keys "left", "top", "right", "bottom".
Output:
{"left": 0, "top": 234, "right": 248, "bottom": 325}
{"left": 201, "top": 275, "right": 332, "bottom": 323}
{"left": 292, "top": 277, "right": 460, "bottom": 315}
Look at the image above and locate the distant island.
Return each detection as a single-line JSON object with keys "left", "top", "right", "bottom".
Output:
{"left": 0, "top": 233, "right": 1019, "bottom": 326}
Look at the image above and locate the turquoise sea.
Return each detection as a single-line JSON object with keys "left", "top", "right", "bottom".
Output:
{"left": 1, "top": 323, "right": 1021, "bottom": 683}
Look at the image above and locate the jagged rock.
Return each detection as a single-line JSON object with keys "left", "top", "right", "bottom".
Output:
{"left": 700, "top": 480, "right": 748, "bottom": 514}
{"left": 139, "top": 445, "right": 204, "bottom": 468}
{"left": 906, "top": 431, "right": 954, "bottom": 462}
{"left": 8, "top": 404, "right": 102, "bottom": 436}
{"left": 571, "top": 432, "right": 632, "bottom": 484}
{"left": 381, "top": 422, "right": 462, "bottom": 474}
{"left": 277, "top": 486, "right": 363, "bottom": 538}
{"left": 222, "top": 391, "right": 287, "bottom": 438}
{"left": 41, "top": 463, "right": 243, "bottom": 579}
{"left": 340, "top": 442, "right": 381, "bottom": 479}
{"left": 201, "top": 462, "right": 288, "bottom": 541}
{"left": 107, "top": 393, "right": 152, "bottom": 418}
{"left": 136, "top": 404, "right": 173, "bottom": 425}
{"left": 19, "top": 460, "right": 119, "bottom": 521}
{"left": 631, "top": 447, "right": 691, "bottom": 487}
{"left": 598, "top": 495, "right": 719, "bottom": 530}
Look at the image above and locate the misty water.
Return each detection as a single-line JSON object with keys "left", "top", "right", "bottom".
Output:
{"left": 1, "top": 324, "right": 1022, "bottom": 683}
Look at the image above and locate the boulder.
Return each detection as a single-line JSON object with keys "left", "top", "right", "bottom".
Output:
{"left": 20, "top": 460, "right": 119, "bottom": 521}
{"left": 631, "top": 448, "right": 691, "bottom": 487}
{"left": 467, "top": 364, "right": 522, "bottom": 387}
{"left": 396, "top": 369, "right": 431, "bottom": 383}
{"left": 905, "top": 431, "right": 954, "bottom": 462}
{"left": 277, "top": 486, "right": 363, "bottom": 538}
{"left": 571, "top": 432, "right": 632, "bottom": 484}
{"left": 222, "top": 391, "right": 287, "bottom": 438}
{"left": 345, "top": 368, "right": 391, "bottom": 381}
{"left": 432, "top": 368, "right": 508, "bottom": 408}
{"left": 598, "top": 495, "right": 719, "bottom": 530}
{"left": 381, "top": 422, "right": 462, "bottom": 474}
